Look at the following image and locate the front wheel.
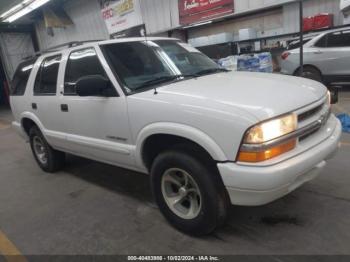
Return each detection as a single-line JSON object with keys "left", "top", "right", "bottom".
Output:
{"left": 151, "top": 150, "right": 229, "bottom": 235}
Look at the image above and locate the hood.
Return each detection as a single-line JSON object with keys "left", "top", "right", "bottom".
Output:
{"left": 151, "top": 71, "right": 327, "bottom": 121}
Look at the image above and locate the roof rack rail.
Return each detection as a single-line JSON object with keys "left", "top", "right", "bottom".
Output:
{"left": 23, "top": 39, "right": 103, "bottom": 60}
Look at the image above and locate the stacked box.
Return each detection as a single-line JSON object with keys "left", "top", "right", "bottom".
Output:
{"left": 237, "top": 53, "right": 273, "bottom": 73}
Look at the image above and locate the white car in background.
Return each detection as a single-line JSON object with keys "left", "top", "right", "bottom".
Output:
{"left": 281, "top": 27, "right": 350, "bottom": 86}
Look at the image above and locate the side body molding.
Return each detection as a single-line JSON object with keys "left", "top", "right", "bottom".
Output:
{"left": 135, "top": 122, "right": 228, "bottom": 169}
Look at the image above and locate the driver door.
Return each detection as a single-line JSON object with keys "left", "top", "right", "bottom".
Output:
{"left": 57, "top": 47, "right": 135, "bottom": 168}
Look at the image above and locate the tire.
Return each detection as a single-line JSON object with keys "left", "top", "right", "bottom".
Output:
{"left": 296, "top": 66, "right": 323, "bottom": 83}
{"left": 151, "top": 149, "right": 229, "bottom": 236}
{"left": 29, "top": 126, "right": 65, "bottom": 173}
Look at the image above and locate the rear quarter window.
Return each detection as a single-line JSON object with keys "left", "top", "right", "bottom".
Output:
{"left": 11, "top": 58, "right": 37, "bottom": 96}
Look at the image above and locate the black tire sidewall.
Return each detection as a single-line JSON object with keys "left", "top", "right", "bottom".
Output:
{"left": 151, "top": 150, "right": 223, "bottom": 235}
{"left": 29, "top": 126, "right": 59, "bottom": 172}
{"left": 300, "top": 67, "right": 322, "bottom": 83}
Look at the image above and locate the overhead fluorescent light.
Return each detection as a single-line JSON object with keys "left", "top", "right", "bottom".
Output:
{"left": 2, "top": 0, "right": 51, "bottom": 23}
{"left": 0, "top": 0, "right": 32, "bottom": 18}
{"left": 0, "top": 4, "right": 23, "bottom": 18}
{"left": 183, "top": 21, "right": 213, "bottom": 29}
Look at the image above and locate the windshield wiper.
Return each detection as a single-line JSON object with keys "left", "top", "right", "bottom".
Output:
{"left": 193, "top": 68, "right": 230, "bottom": 76}
{"left": 135, "top": 75, "right": 181, "bottom": 90}
{"left": 133, "top": 69, "right": 229, "bottom": 93}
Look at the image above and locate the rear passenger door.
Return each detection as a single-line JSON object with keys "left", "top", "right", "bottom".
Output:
{"left": 311, "top": 30, "right": 350, "bottom": 77}
{"left": 57, "top": 47, "right": 134, "bottom": 167}
{"left": 30, "top": 54, "right": 68, "bottom": 148}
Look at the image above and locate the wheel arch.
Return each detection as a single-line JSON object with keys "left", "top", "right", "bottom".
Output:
{"left": 20, "top": 112, "right": 45, "bottom": 139}
{"left": 293, "top": 64, "right": 323, "bottom": 77}
{"left": 135, "top": 123, "right": 227, "bottom": 171}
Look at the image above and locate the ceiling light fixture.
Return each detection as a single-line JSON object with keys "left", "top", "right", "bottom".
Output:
{"left": 1, "top": 0, "right": 51, "bottom": 23}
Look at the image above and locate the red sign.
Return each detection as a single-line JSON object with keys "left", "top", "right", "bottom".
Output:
{"left": 179, "top": 0, "right": 234, "bottom": 25}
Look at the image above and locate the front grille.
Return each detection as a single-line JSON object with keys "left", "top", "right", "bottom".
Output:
{"left": 299, "top": 128, "right": 319, "bottom": 141}
{"left": 298, "top": 104, "right": 323, "bottom": 122}
{"left": 298, "top": 103, "right": 331, "bottom": 142}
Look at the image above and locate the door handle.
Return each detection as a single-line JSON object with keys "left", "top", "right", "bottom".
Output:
{"left": 31, "top": 103, "right": 37, "bottom": 110}
{"left": 60, "top": 104, "right": 69, "bottom": 112}
{"left": 314, "top": 50, "right": 323, "bottom": 54}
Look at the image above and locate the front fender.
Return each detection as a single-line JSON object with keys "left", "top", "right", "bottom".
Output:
{"left": 135, "top": 122, "right": 227, "bottom": 169}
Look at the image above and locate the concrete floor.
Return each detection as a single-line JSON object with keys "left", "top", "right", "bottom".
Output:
{"left": 0, "top": 93, "right": 350, "bottom": 256}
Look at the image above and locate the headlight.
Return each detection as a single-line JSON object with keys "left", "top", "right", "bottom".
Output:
{"left": 244, "top": 114, "right": 297, "bottom": 144}
{"left": 238, "top": 113, "right": 298, "bottom": 163}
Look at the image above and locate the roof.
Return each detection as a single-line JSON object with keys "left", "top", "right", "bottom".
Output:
{"left": 27, "top": 37, "right": 179, "bottom": 60}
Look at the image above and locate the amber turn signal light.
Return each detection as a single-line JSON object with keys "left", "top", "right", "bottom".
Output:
{"left": 237, "top": 139, "right": 297, "bottom": 163}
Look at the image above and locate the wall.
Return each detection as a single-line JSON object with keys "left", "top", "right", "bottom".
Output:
{"left": 188, "top": 0, "right": 344, "bottom": 46}
{"left": 0, "top": 33, "right": 35, "bottom": 79}
{"left": 36, "top": 0, "right": 109, "bottom": 50}
{"left": 341, "top": 0, "right": 350, "bottom": 11}
{"left": 35, "top": 0, "right": 181, "bottom": 49}
{"left": 140, "top": 0, "right": 180, "bottom": 35}
{"left": 188, "top": 9, "right": 284, "bottom": 46}
{"left": 34, "top": 0, "right": 345, "bottom": 50}
{"left": 283, "top": 0, "right": 343, "bottom": 34}
{"left": 234, "top": 0, "right": 294, "bottom": 14}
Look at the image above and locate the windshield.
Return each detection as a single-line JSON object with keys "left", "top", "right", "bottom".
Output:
{"left": 102, "top": 40, "right": 223, "bottom": 93}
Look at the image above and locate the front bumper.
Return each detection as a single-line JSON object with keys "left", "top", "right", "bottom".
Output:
{"left": 218, "top": 117, "right": 342, "bottom": 206}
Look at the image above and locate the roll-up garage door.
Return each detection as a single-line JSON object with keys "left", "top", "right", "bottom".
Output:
{"left": 0, "top": 33, "right": 35, "bottom": 81}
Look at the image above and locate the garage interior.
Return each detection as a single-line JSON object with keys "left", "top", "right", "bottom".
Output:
{"left": 0, "top": 58, "right": 8, "bottom": 109}
{"left": 1, "top": 0, "right": 350, "bottom": 261}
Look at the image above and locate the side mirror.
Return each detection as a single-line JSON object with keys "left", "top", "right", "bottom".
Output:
{"left": 76, "top": 75, "right": 110, "bottom": 97}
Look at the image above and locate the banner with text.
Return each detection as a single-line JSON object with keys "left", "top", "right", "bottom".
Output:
{"left": 101, "top": 0, "right": 143, "bottom": 35}
{"left": 179, "top": 0, "right": 234, "bottom": 25}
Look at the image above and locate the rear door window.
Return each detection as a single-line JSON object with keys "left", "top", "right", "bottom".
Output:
{"left": 315, "top": 30, "right": 350, "bottom": 48}
{"left": 11, "top": 58, "right": 36, "bottom": 96}
{"left": 34, "top": 55, "right": 61, "bottom": 95}
{"left": 327, "top": 31, "right": 347, "bottom": 47}
{"left": 64, "top": 48, "right": 108, "bottom": 95}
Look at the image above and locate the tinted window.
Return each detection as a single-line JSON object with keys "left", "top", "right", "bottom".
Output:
{"left": 102, "top": 42, "right": 175, "bottom": 92}
{"left": 327, "top": 31, "right": 350, "bottom": 47}
{"left": 64, "top": 48, "right": 107, "bottom": 95}
{"left": 11, "top": 58, "right": 36, "bottom": 96}
{"left": 315, "top": 35, "right": 327, "bottom": 47}
{"left": 34, "top": 55, "right": 61, "bottom": 95}
{"left": 102, "top": 41, "right": 220, "bottom": 93}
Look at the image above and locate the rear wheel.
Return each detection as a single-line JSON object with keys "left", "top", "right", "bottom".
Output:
{"left": 151, "top": 149, "right": 229, "bottom": 235}
{"left": 295, "top": 66, "right": 322, "bottom": 83}
{"left": 29, "top": 126, "right": 65, "bottom": 173}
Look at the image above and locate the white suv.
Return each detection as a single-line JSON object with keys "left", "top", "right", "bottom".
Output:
{"left": 281, "top": 27, "right": 350, "bottom": 85}
{"left": 10, "top": 38, "right": 341, "bottom": 235}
